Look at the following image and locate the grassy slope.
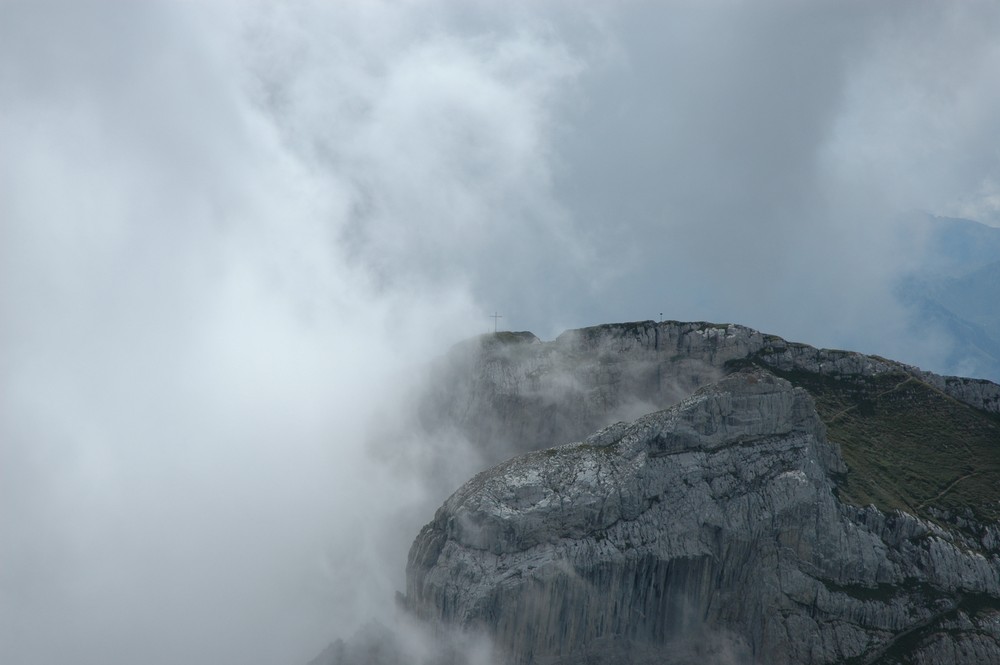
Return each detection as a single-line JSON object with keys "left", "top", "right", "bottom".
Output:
{"left": 746, "top": 362, "right": 1000, "bottom": 527}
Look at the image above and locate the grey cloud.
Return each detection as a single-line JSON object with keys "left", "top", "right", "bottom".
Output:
{"left": 0, "top": 2, "right": 576, "bottom": 664}
{"left": 538, "top": 1, "right": 1000, "bottom": 361}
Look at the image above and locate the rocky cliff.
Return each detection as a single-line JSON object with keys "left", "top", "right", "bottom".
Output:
{"left": 417, "top": 322, "right": 1000, "bottom": 464}
{"left": 400, "top": 321, "right": 1000, "bottom": 664}
{"left": 323, "top": 321, "right": 1000, "bottom": 665}
{"left": 406, "top": 368, "right": 1000, "bottom": 664}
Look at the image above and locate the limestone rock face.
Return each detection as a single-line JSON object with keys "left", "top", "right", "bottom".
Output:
{"left": 405, "top": 369, "right": 1000, "bottom": 664}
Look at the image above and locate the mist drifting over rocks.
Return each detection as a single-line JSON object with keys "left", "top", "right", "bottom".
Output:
{"left": 322, "top": 321, "right": 1000, "bottom": 663}
{"left": 401, "top": 324, "right": 1000, "bottom": 664}
{"left": 3, "top": 2, "right": 1000, "bottom": 665}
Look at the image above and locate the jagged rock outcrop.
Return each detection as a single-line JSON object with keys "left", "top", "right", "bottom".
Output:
{"left": 417, "top": 322, "right": 1000, "bottom": 471}
{"left": 406, "top": 369, "right": 1000, "bottom": 664}
{"left": 416, "top": 323, "right": 764, "bottom": 463}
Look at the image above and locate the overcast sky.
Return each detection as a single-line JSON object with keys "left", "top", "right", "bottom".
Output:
{"left": 3, "top": 2, "right": 1000, "bottom": 665}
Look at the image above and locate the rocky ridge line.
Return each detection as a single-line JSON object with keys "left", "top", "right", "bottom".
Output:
{"left": 418, "top": 321, "right": 1000, "bottom": 466}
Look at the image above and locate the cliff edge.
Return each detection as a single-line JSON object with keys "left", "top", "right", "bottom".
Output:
{"left": 406, "top": 368, "right": 1000, "bottom": 664}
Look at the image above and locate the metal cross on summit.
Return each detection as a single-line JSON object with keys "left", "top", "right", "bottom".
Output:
{"left": 490, "top": 312, "right": 502, "bottom": 333}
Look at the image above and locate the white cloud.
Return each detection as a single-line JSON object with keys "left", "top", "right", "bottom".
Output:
{"left": 0, "top": 2, "right": 580, "bottom": 664}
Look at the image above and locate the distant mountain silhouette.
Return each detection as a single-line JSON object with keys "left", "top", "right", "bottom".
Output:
{"left": 898, "top": 214, "right": 1000, "bottom": 382}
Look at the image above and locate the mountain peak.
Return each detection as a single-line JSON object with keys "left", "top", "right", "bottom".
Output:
{"left": 331, "top": 319, "right": 1000, "bottom": 665}
{"left": 405, "top": 351, "right": 1000, "bottom": 664}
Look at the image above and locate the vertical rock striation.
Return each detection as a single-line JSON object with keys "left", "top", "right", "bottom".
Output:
{"left": 406, "top": 369, "right": 1000, "bottom": 664}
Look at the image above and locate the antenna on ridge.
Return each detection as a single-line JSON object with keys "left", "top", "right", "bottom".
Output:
{"left": 490, "top": 312, "right": 503, "bottom": 333}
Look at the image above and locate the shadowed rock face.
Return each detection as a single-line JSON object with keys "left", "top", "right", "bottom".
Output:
{"left": 416, "top": 321, "right": 1000, "bottom": 471}
{"left": 415, "top": 322, "right": 766, "bottom": 464}
{"left": 406, "top": 369, "right": 1000, "bottom": 664}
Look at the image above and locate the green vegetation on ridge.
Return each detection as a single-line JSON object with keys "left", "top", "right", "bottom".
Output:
{"left": 753, "top": 362, "right": 1000, "bottom": 527}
